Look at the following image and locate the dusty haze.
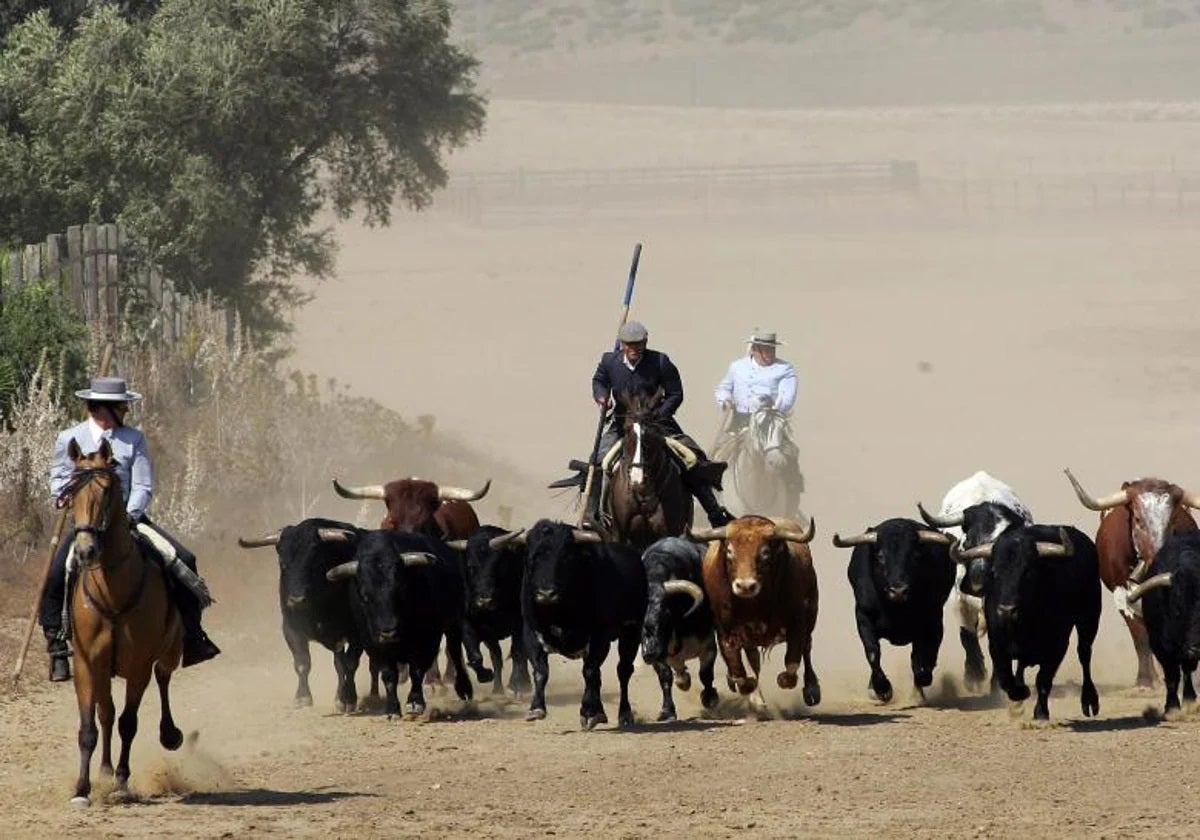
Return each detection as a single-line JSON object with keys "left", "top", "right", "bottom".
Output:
{"left": 6, "top": 10, "right": 1200, "bottom": 837}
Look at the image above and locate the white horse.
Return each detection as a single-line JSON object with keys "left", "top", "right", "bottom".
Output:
{"left": 715, "top": 406, "right": 803, "bottom": 520}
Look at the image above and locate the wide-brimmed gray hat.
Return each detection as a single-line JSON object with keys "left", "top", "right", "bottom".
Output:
{"left": 618, "top": 321, "right": 648, "bottom": 343}
{"left": 74, "top": 376, "right": 142, "bottom": 402}
{"left": 746, "top": 328, "right": 784, "bottom": 347}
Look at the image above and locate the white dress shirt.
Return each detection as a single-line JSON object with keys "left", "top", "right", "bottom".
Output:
{"left": 714, "top": 356, "right": 798, "bottom": 414}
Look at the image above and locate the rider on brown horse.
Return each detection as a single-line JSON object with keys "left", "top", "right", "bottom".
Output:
{"left": 570, "top": 321, "right": 733, "bottom": 530}
{"left": 40, "top": 377, "right": 220, "bottom": 681}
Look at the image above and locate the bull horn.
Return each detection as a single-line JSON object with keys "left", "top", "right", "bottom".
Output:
{"left": 1127, "top": 572, "right": 1173, "bottom": 603}
{"left": 950, "top": 540, "right": 993, "bottom": 565}
{"left": 445, "top": 539, "right": 469, "bottom": 551}
{"left": 326, "top": 561, "right": 359, "bottom": 581}
{"left": 688, "top": 526, "right": 728, "bottom": 543}
{"left": 237, "top": 532, "right": 281, "bottom": 549}
{"left": 400, "top": 552, "right": 438, "bottom": 566}
{"left": 662, "top": 579, "right": 705, "bottom": 617}
{"left": 317, "top": 528, "right": 356, "bottom": 543}
{"left": 917, "top": 502, "right": 962, "bottom": 528}
{"left": 1063, "top": 468, "right": 1127, "bottom": 512}
{"left": 570, "top": 529, "right": 604, "bottom": 544}
{"left": 917, "top": 529, "right": 955, "bottom": 546}
{"left": 773, "top": 518, "right": 816, "bottom": 544}
{"left": 438, "top": 480, "right": 491, "bottom": 502}
{"left": 832, "top": 531, "right": 877, "bottom": 548}
{"left": 488, "top": 528, "right": 526, "bottom": 550}
{"left": 1035, "top": 528, "right": 1074, "bottom": 559}
{"left": 332, "top": 478, "right": 386, "bottom": 500}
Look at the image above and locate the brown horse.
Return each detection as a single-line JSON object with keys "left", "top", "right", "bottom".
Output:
{"left": 62, "top": 438, "right": 184, "bottom": 806}
{"left": 606, "top": 392, "right": 692, "bottom": 551}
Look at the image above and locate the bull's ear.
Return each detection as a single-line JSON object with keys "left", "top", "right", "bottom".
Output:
{"left": 67, "top": 437, "right": 82, "bottom": 462}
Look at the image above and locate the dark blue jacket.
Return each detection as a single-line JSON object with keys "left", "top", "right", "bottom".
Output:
{"left": 592, "top": 349, "right": 684, "bottom": 434}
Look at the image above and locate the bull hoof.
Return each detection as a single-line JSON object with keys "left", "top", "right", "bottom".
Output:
{"left": 404, "top": 702, "right": 426, "bottom": 717}
{"left": 674, "top": 672, "right": 692, "bottom": 692}
{"left": 777, "top": 671, "right": 798, "bottom": 690}
{"left": 69, "top": 796, "right": 90, "bottom": 808}
{"left": 915, "top": 668, "right": 934, "bottom": 689}
{"left": 735, "top": 677, "right": 758, "bottom": 695}
{"left": 358, "top": 694, "right": 386, "bottom": 714}
{"left": 581, "top": 713, "right": 607, "bottom": 730}
{"left": 454, "top": 679, "right": 474, "bottom": 702}
{"left": 110, "top": 788, "right": 134, "bottom": 805}
{"left": 1009, "top": 685, "right": 1031, "bottom": 702}
{"left": 701, "top": 687, "right": 719, "bottom": 709}
{"left": 160, "top": 725, "right": 184, "bottom": 751}
{"left": 618, "top": 710, "right": 635, "bottom": 728}
{"left": 803, "top": 682, "right": 821, "bottom": 707}
{"left": 870, "top": 676, "right": 893, "bottom": 704}
{"left": 473, "top": 666, "right": 494, "bottom": 684}
{"left": 294, "top": 694, "right": 314, "bottom": 708}
{"left": 525, "top": 708, "right": 547, "bottom": 722}
{"left": 334, "top": 699, "right": 355, "bottom": 715}
{"left": 1081, "top": 683, "right": 1100, "bottom": 717}
{"left": 657, "top": 708, "right": 677, "bottom": 723}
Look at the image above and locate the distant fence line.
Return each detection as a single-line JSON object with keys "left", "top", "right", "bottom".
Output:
{"left": 437, "top": 160, "right": 1200, "bottom": 222}
{"left": 0, "top": 222, "right": 219, "bottom": 346}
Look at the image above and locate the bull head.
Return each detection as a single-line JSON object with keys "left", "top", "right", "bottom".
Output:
{"left": 238, "top": 532, "right": 281, "bottom": 549}
{"left": 689, "top": 518, "right": 816, "bottom": 545}
{"left": 661, "top": 579, "right": 705, "bottom": 617}
{"left": 1064, "top": 468, "right": 1200, "bottom": 512}
{"left": 916, "top": 502, "right": 963, "bottom": 529}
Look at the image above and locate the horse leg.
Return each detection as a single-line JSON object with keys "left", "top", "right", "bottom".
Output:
{"left": 114, "top": 668, "right": 153, "bottom": 796}
{"left": 72, "top": 658, "right": 99, "bottom": 805}
{"left": 97, "top": 681, "right": 116, "bottom": 778}
{"left": 155, "top": 661, "right": 184, "bottom": 750}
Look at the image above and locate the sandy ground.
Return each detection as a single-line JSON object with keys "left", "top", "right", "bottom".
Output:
{"left": 6, "top": 100, "right": 1200, "bottom": 837}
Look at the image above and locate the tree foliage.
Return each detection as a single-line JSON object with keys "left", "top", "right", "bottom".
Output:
{"left": 0, "top": 277, "right": 88, "bottom": 423}
{"left": 0, "top": 0, "right": 485, "bottom": 336}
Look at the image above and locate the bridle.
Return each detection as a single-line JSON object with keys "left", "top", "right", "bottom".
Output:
{"left": 57, "top": 466, "right": 118, "bottom": 570}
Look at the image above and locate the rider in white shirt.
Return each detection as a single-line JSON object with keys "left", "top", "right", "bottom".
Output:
{"left": 714, "top": 329, "right": 797, "bottom": 429}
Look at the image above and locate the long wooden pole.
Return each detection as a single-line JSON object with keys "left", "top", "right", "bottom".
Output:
{"left": 577, "top": 243, "right": 642, "bottom": 527}
{"left": 10, "top": 341, "right": 114, "bottom": 686}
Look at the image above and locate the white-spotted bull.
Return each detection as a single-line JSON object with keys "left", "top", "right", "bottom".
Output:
{"left": 917, "top": 470, "right": 1032, "bottom": 691}
{"left": 1064, "top": 468, "right": 1200, "bottom": 687}
{"left": 691, "top": 515, "right": 820, "bottom": 714}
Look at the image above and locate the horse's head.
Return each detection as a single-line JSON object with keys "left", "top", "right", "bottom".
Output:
{"left": 618, "top": 390, "right": 667, "bottom": 491}
{"left": 748, "top": 405, "right": 790, "bottom": 470}
{"left": 60, "top": 438, "right": 124, "bottom": 567}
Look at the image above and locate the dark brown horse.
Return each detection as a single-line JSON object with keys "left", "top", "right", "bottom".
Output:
{"left": 606, "top": 392, "right": 692, "bottom": 551}
{"left": 63, "top": 438, "right": 184, "bottom": 806}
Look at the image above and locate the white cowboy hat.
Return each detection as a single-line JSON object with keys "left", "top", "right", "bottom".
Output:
{"left": 745, "top": 329, "right": 784, "bottom": 347}
{"left": 74, "top": 376, "right": 142, "bottom": 402}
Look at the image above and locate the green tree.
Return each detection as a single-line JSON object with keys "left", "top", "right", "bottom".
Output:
{"left": 0, "top": 1, "right": 485, "bottom": 336}
{"left": 0, "top": 277, "right": 88, "bottom": 421}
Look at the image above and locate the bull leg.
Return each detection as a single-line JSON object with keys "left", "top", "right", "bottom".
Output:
{"left": 378, "top": 660, "right": 402, "bottom": 719}
{"left": 1182, "top": 661, "right": 1197, "bottom": 707}
{"left": 509, "top": 634, "right": 532, "bottom": 697}
{"left": 1076, "top": 614, "right": 1100, "bottom": 718}
{"left": 443, "top": 626, "right": 474, "bottom": 703}
{"left": 1162, "top": 658, "right": 1182, "bottom": 713}
{"left": 462, "top": 621, "right": 492, "bottom": 684}
{"left": 524, "top": 627, "right": 549, "bottom": 721}
{"left": 672, "top": 655, "right": 691, "bottom": 692}
{"left": 698, "top": 636, "right": 719, "bottom": 710}
{"left": 154, "top": 661, "right": 183, "bottom": 751}
{"left": 1122, "top": 614, "right": 1158, "bottom": 689}
{"left": 744, "top": 646, "right": 768, "bottom": 714}
{"left": 988, "top": 640, "right": 1024, "bottom": 702}
{"left": 718, "top": 635, "right": 754, "bottom": 694}
{"left": 282, "top": 620, "right": 313, "bottom": 708}
{"left": 911, "top": 622, "right": 944, "bottom": 699}
{"left": 960, "top": 626, "right": 987, "bottom": 693}
{"left": 114, "top": 668, "right": 152, "bottom": 797}
{"left": 580, "top": 638, "right": 611, "bottom": 730}
{"left": 486, "top": 640, "right": 505, "bottom": 694}
{"left": 855, "top": 607, "right": 892, "bottom": 703}
{"left": 332, "top": 644, "right": 359, "bottom": 714}
{"left": 616, "top": 628, "right": 638, "bottom": 727}
{"left": 654, "top": 662, "right": 677, "bottom": 722}
{"left": 402, "top": 661, "right": 428, "bottom": 717}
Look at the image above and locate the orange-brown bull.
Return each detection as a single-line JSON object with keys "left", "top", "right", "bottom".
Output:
{"left": 692, "top": 515, "right": 820, "bottom": 710}
{"left": 1064, "top": 468, "right": 1200, "bottom": 687}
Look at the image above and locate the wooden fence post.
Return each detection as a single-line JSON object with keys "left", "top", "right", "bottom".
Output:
{"left": 82, "top": 223, "right": 98, "bottom": 323}
{"left": 66, "top": 225, "right": 84, "bottom": 314}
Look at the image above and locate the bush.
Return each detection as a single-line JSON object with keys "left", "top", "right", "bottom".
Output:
{"left": 0, "top": 278, "right": 88, "bottom": 424}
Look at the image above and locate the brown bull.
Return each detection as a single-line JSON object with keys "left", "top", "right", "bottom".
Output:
{"left": 1064, "top": 468, "right": 1200, "bottom": 687}
{"left": 692, "top": 515, "right": 820, "bottom": 710}
{"left": 332, "top": 477, "right": 489, "bottom": 539}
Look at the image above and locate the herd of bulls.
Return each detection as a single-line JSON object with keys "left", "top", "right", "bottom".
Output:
{"left": 237, "top": 467, "right": 1200, "bottom": 727}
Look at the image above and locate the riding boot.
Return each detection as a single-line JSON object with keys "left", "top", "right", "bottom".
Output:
{"left": 45, "top": 629, "right": 71, "bottom": 682}
{"left": 682, "top": 468, "right": 734, "bottom": 527}
{"left": 581, "top": 474, "right": 605, "bottom": 531}
{"left": 178, "top": 596, "right": 221, "bottom": 667}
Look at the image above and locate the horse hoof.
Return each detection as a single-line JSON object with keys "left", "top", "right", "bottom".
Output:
{"left": 294, "top": 695, "right": 313, "bottom": 709}
{"left": 777, "top": 672, "right": 798, "bottom": 690}
{"left": 701, "top": 688, "right": 719, "bottom": 709}
{"left": 525, "top": 708, "right": 547, "bottom": 722}
{"left": 657, "top": 709, "right": 677, "bottom": 723}
{"left": 404, "top": 703, "right": 426, "bottom": 718}
{"left": 674, "top": 673, "right": 692, "bottom": 692}
{"left": 110, "top": 788, "right": 134, "bottom": 804}
{"left": 69, "top": 795, "right": 90, "bottom": 808}
{"left": 161, "top": 727, "right": 184, "bottom": 751}
{"left": 736, "top": 678, "right": 758, "bottom": 695}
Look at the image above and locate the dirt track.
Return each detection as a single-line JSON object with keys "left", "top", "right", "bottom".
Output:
{"left": 6, "top": 102, "right": 1200, "bottom": 837}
